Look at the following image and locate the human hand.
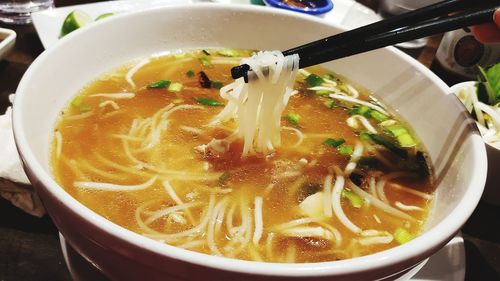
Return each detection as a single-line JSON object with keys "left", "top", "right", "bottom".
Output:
{"left": 472, "top": 8, "right": 500, "bottom": 43}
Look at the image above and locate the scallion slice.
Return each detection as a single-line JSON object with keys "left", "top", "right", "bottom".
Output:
{"left": 341, "top": 189, "right": 363, "bottom": 208}
{"left": 186, "top": 70, "right": 195, "bottom": 77}
{"left": 394, "top": 227, "right": 414, "bottom": 244}
{"left": 148, "top": 80, "right": 171, "bottom": 89}
{"left": 195, "top": 97, "right": 224, "bottom": 106}
{"left": 338, "top": 144, "right": 354, "bottom": 155}
{"left": 212, "top": 81, "right": 223, "bottom": 89}
{"left": 323, "top": 138, "right": 345, "bottom": 147}
{"left": 286, "top": 113, "right": 301, "bottom": 125}
{"left": 199, "top": 57, "right": 212, "bottom": 67}
{"left": 305, "top": 74, "right": 324, "bottom": 87}
{"left": 168, "top": 82, "right": 183, "bottom": 92}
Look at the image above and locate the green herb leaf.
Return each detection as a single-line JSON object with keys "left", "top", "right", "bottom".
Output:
{"left": 286, "top": 113, "right": 301, "bottom": 125}
{"left": 338, "top": 145, "right": 354, "bottom": 155}
{"left": 147, "top": 80, "right": 171, "bottom": 89}
{"left": 305, "top": 74, "right": 324, "bottom": 87}
{"left": 186, "top": 70, "right": 195, "bottom": 77}
{"left": 482, "top": 63, "right": 500, "bottom": 104}
{"left": 323, "top": 138, "right": 345, "bottom": 148}
{"left": 212, "top": 81, "right": 224, "bottom": 89}
{"left": 199, "top": 57, "right": 212, "bottom": 67}
{"left": 195, "top": 97, "right": 224, "bottom": 106}
{"left": 341, "top": 189, "right": 363, "bottom": 208}
{"left": 394, "top": 227, "right": 414, "bottom": 244}
{"left": 202, "top": 49, "right": 211, "bottom": 56}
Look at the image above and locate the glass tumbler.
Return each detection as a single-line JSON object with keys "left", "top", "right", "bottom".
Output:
{"left": 0, "top": 0, "right": 53, "bottom": 25}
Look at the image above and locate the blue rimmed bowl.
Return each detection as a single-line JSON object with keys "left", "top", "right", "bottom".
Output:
{"left": 263, "top": 0, "right": 334, "bottom": 16}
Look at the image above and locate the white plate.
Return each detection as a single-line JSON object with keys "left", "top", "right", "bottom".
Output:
{"left": 31, "top": 0, "right": 381, "bottom": 49}
{"left": 0, "top": 28, "right": 16, "bottom": 61}
{"left": 59, "top": 233, "right": 465, "bottom": 281}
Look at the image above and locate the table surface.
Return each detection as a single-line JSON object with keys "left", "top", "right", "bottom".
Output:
{"left": 1, "top": 1, "right": 500, "bottom": 280}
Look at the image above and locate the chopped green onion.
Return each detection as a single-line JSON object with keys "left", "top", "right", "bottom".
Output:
{"left": 362, "top": 132, "right": 408, "bottom": 158}
{"left": 186, "top": 70, "right": 195, "bottom": 77}
{"left": 172, "top": 98, "right": 184, "bottom": 104}
{"left": 323, "top": 99, "right": 335, "bottom": 109}
{"left": 349, "top": 105, "right": 371, "bottom": 116}
{"left": 305, "top": 74, "right": 324, "bottom": 87}
{"left": 315, "top": 90, "right": 330, "bottom": 96}
{"left": 370, "top": 110, "right": 389, "bottom": 122}
{"left": 195, "top": 97, "right": 224, "bottom": 106}
{"left": 338, "top": 145, "right": 354, "bottom": 155}
{"left": 217, "top": 49, "right": 240, "bottom": 57}
{"left": 341, "top": 189, "right": 363, "bottom": 208}
{"left": 148, "top": 80, "right": 171, "bottom": 89}
{"left": 199, "top": 57, "right": 212, "bottom": 67}
{"left": 394, "top": 227, "right": 414, "bottom": 244}
{"left": 323, "top": 138, "right": 345, "bottom": 148}
{"left": 212, "top": 81, "right": 223, "bottom": 89}
{"left": 385, "top": 125, "right": 408, "bottom": 137}
{"left": 202, "top": 49, "right": 210, "bottom": 56}
{"left": 71, "top": 96, "right": 91, "bottom": 112}
{"left": 397, "top": 134, "right": 416, "bottom": 147}
{"left": 385, "top": 126, "right": 416, "bottom": 147}
{"left": 168, "top": 82, "right": 183, "bottom": 92}
{"left": 323, "top": 73, "right": 335, "bottom": 80}
{"left": 286, "top": 113, "right": 301, "bottom": 126}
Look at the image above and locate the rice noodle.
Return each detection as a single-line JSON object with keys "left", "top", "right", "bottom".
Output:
{"left": 344, "top": 142, "right": 364, "bottom": 176}
{"left": 331, "top": 168, "right": 361, "bottom": 234}
{"left": 90, "top": 93, "right": 135, "bottom": 99}
{"left": 65, "top": 111, "right": 94, "bottom": 121}
{"left": 282, "top": 126, "right": 304, "bottom": 147}
{"left": 376, "top": 178, "right": 389, "bottom": 203}
{"left": 253, "top": 196, "right": 264, "bottom": 245}
{"left": 144, "top": 202, "right": 201, "bottom": 225}
{"left": 74, "top": 176, "right": 157, "bottom": 191}
{"left": 329, "top": 93, "right": 388, "bottom": 115}
{"left": 323, "top": 175, "right": 333, "bottom": 217}
{"left": 54, "top": 131, "right": 62, "bottom": 159}
{"left": 395, "top": 201, "right": 424, "bottom": 212}
{"left": 126, "top": 58, "right": 150, "bottom": 89}
{"left": 279, "top": 226, "right": 333, "bottom": 240}
{"left": 347, "top": 115, "right": 377, "bottom": 134}
{"left": 265, "top": 233, "right": 275, "bottom": 260}
{"left": 98, "top": 100, "right": 120, "bottom": 110}
{"left": 347, "top": 181, "right": 416, "bottom": 222}
{"left": 358, "top": 235, "right": 393, "bottom": 246}
{"left": 389, "top": 182, "right": 433, "bottom": 200}
{"left": 211, "top": 51, "right": 300, "bottom": 156}
{"left": 208, "top": 196, "right": 230, "bottom": 256}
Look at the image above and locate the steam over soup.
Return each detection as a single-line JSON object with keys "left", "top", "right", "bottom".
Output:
{"left": 51, "top": 49, "right": 434, "bottom": 263}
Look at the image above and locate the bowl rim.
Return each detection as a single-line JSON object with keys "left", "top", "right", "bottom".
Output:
{"left": 12, "top": 3, "right": 487, "bottom": 277}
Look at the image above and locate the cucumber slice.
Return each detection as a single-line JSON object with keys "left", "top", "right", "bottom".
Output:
{"left": 60, "top": 10, "right": 92, "bottom": 38}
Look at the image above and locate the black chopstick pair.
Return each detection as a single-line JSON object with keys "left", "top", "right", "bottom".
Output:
{"left": 231, "top": 0, "right": 499, "bottom": 81}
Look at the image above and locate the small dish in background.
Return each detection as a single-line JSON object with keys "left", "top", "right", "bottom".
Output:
{"left": 451, "top": 81, "right": 500, "bottom": 206}
{"left": 0, "top": 28, "right": 16, "bottom": 61}
{"left": 263, "top": 0, "right": 334, "bottom": 16}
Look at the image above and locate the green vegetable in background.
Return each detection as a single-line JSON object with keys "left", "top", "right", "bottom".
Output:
{"left": 478, "top": 63, "right": 500, "bottom": 105}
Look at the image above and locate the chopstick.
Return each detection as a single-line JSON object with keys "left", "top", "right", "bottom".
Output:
{"left": 231, "top": 0, "right": 499, "bottom": 80}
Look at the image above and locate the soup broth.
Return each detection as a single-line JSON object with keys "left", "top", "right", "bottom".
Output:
{"left": 51, "top": 49, "right": 434, "bottom": 263}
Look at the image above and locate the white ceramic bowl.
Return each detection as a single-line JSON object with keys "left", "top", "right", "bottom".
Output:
{"left": 12, "top": 4, "right": 487, "bottom": 281}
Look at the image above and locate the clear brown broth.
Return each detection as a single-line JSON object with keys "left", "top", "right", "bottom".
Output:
{"left": 51, "top": 49, "right": 434, "bottom": 263}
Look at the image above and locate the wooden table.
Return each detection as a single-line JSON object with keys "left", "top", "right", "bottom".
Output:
{"left": 1, "top": 1, "right": 499, "bottom": 280}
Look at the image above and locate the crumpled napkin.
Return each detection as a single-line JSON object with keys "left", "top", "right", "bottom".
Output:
{"left": 0, "top": 95, "right": 45, "bottom": 217}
